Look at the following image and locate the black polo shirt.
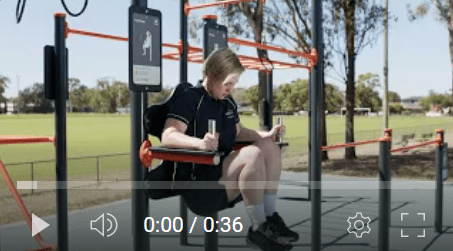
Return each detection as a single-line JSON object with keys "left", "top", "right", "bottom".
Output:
{"left": 167, "top": 83, "right": 240, "bottom": 154}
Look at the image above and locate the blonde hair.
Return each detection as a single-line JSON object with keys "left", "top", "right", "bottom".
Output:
{"left": 202, "top": 48, "right": 245, "bottom": 82}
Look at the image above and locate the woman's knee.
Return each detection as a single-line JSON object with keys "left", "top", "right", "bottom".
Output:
{"left": 258, "top": 137, "right": 280, "bottom": 153}
{"left": 242, "top": 145, "right": 265, "bottom": 164}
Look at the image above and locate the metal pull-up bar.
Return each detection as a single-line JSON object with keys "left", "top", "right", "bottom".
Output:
{"left": 184, "top": 0, "right": 266, "bottom": 15}
{"left": 63, "top": 23, "right": 316, "bottom": 72}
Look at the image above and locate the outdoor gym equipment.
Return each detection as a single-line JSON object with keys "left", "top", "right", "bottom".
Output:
{"left": 320, "top": 128, "right": 450, "bottom": 251}
{"left": 41, "top": 0, "right": 321, "bottom": 250}
{"left": 391, "top": 129, "right": 447, "bottom": 233}
{"left": 0, "top": 136, "right": 56, "bottom": 251}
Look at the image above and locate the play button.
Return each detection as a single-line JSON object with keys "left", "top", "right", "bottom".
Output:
{"left": 32, "top": 214, "right": 50, "bottom": 237}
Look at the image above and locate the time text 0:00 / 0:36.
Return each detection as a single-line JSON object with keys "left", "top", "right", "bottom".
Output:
{"left": 144, "top": 217, "right": 243, "bottom": 233}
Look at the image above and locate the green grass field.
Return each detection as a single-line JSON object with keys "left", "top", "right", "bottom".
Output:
{"left": 1, "top": 113, "right": 453, "bottom": 188}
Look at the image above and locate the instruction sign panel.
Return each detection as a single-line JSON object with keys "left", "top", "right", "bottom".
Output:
{"left": 203, "top": 21, "right": 228, "bottom": 59}
{"left": 129, "top": 6, "right": 162, "bottom": 92}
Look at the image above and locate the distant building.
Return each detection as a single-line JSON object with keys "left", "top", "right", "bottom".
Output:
{"left": 0, "top": 101, "right": 16, "bottom": 113}
{"left": 116, "top": 107, "right": 130, "bottom": 114}
{"left": 400, "top": 96, "right": 422, "bottom": 111}
{"left": 340, "top": 107, "right": 371, "bottom": 116}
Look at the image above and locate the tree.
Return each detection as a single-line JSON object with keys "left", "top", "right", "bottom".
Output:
{"left": 243, "top": 85, "right": 260, "bottom": 114}
{"left": 264, "top": 0, "right": 333, "bottom": 160}
{"left": 18, "top": 83, "right": 54, "bottom": 113}
{"left": 419, "top": 92, "right": 453, "bottom": 110}
{"left": 68, "top": 78, "right": 81, "bottom": 112}
{"left": 274, "top": 79, "right": 342, "bottom": 113}
{"left": 70, "top": 84, "right": 90, "bottom": 112}
{"left": 388, "top": 91, "right": 401, "bottom": 102}
{"left": 407, "top": 0, "right": 453, "bottom": 104}
{"left": 148, "top": 87, "right": 172, "bottom": 105}
{"left": 0, "top": 75, "right": 10, "bottom": 113}
{"left": 324, "top": 0, "right": 393, "bottom": 159}
{"left": 113, "top": 81, "right": 130, "bottom": 108}
{"left": 275, "top": 79, "right": 309, "bottom": 113}
{"left": 389, "top": 103, "right": 403, "bottom": 114}
{"left": 355, "top": 73, "right": 382, "bottom": 111}
{"left": 325, "top": 83, "right": 344, "bottom": 113}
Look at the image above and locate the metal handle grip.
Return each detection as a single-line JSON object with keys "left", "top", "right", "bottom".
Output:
{"left": 209, "top": 119, "right": 216, "bottom": 135}
{"left": 277, "top": 117, "right": 283, "bottom": 143}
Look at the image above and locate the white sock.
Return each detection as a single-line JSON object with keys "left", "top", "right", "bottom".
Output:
{"left": 264, "top": 194, "right": 277, "bottom": 217}
{"left": 246, "top": 204, "right": 266, "bottom": 231}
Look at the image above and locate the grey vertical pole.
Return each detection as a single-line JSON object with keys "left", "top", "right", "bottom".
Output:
{"left": 131, "top": 1, "right": 150, "bottom": 251}
{"left": 378, "top": 132, "right": 391, "bottom": 251}
{"left": 435, "top": 129, "right": 444, "bottom": 233}
{"left": 30, "top": 162, "right": 34, "bottom": 195}
{"left": 265, "top": 71, "right": 273, "bottom": 130}
{"left": 54, "top": 13, "right": 68, "bottom": 251}
{"left": 96, "top": 157, "right": 100, "bottom": 182}
{"left": 202, "top": 15, "right": 219, "bottom": 249}
{"left": 180, "top": 0, "right": 189, "bottom": 245}
{"left": 205, "top": 120, "right": 218, "bottom": 251}
{"left": 383, "top": 0, "right": 389, "bottom": 131}
{"left": 310, "top": 0, "right": 322, "bottom": 250}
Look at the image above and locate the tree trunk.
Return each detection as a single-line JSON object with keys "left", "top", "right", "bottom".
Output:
{"left": 345, "top": 0, "right": 356, "bottom": 159}
{"left": 252, "top": 9, "right": 268, "bottom": 131}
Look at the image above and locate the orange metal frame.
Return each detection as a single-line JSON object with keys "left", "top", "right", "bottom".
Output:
{"left": 0, "top": 136, "right": 55, "bottom": 146}
{"left": 321, "top": 129, "right": 391, "bottom": 151}
{"left": 0, "top": 136, "right": 57, "bottom": 251}
{"left": 321, "top": 129, "right": 443, "bottom": 154}
{"left": 184, "top": 0, "right": 266, "bottom": 15}
{"left": 321, "top": 138, "right": 381, "bottom": 151}
{"left": 139, "top": 139, "right": 218, "bottom": 168}
{"left": 64, "top": 22, "right": 317, "bottom": 72}
{"left": 391, "top": 130, "right": 443, "bottom": 153}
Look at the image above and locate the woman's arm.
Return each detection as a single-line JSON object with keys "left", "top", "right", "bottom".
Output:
{"left": 161, "top": 118, "right": 218, "bottom": 151}
{"left": 235, "top": 123, "right": 270, "bottom": 142}
{"left": 235, "top": 123, "right": 284, "bottom": 142}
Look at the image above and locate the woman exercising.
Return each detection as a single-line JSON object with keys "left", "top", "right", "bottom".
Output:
{"left": 161, "top": 48, "right": 298, "bottom": 251}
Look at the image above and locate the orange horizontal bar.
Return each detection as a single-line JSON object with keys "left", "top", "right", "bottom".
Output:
{"left": 321, "top": 138, "right": 380, "bottom": 151}
{"left": 237, "top": 55, "right": 309, "bottom": 70}
{"left": 0, "top": 136, "right": 55, "bottom": 145}
{"left": 228, "top": 37, "right": 311, "bottom": 59}
{"left": 391, "top": 139, "right": 440, "bottom": 153}
{"left": 67, "top": 27, "right": 128, "bottom": 42}
{"left": 185, "top": 0, "right": 263, "bottom": 15}
{"left": 152, "top": 152, "right": 217, "bottom": 165}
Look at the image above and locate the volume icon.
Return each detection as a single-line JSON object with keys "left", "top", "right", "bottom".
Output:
{"left": 90, "top": 213, "right": 118, "bottom": 237}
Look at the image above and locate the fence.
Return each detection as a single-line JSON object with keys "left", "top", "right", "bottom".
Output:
{"left": 1, "top": 153, "right": 130, "bottom": 197}
{"left": 2, "top": 121, "right": 452, "bottom": 197}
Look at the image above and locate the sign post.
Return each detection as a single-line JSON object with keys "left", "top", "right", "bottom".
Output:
{"left": 129, "top": 6, "right": 162, "bottom": 92}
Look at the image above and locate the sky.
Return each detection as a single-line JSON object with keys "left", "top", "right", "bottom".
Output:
{"left": 0, "top": 0, "right": 451, "bottom": 99}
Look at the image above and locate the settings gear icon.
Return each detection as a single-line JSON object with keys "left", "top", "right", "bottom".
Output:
{"left": 347, "top": 212, "right": 371, "bottom": 238}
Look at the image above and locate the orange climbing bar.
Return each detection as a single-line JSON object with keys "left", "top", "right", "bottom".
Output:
{"left": 0, "top": 136, "right": 55, "bottom": 145}
{"left": 228, "top": 37, "right": 316, "bottom": 60}
{"left": 391, "top": 139, "right": 440, "bottom": 153}
{"left": 0, "top": 159, "right": 56, "bottom": 250}
{"left": 66, "top": 25, "right": 128, "bottom": 42}
{"left": 237, "top": 55, "right": 311, "bottom": 70}
{"left": 64, "top": 21, "right": 315, "bottom": 71}
{"left": 321, "top": 138, "right": 381, "bottom": 151}
{"left": 391, "top": 129, "right": 443, "bottom": 153}
{"left": 185, "top": 0, "right": 265, "bottom": 15}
